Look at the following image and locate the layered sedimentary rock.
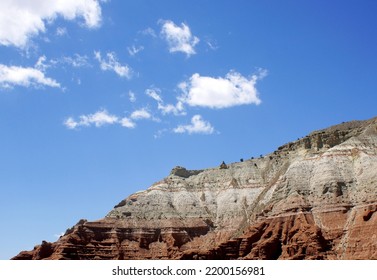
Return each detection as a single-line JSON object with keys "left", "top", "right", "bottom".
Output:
{"left": 13, "top": 117, "right": 377, "bottom": 260}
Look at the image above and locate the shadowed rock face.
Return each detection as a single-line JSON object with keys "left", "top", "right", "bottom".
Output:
{"left": 13, "top": 117, "right": 377, "bottom": 260}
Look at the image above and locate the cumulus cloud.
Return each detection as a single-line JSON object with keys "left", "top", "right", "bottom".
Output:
{"left": 63, "top": 117, "right": 78, "bottom": 129}
{"left": 0, "top": 0, "right": 104, "bottom": 48}
{"left": 174, "top": 115, "right": 215, "bottom": 135}
{"left": 94, "top": 51, "right": 132, "bottom": 78}
{"left": 0, "top": 64, "right": 60, "bottom": 89}
{"left": 160, "top": 20, "right": 199, "bottom": 57}
{"left": 119, "top": 117, "right": 136, "bottom": 129}
{"left": 179, "top": 70, "right": 266, "bottom": 109}
{"left": 146, "top": 88, "right": 186, "bottom": 116}
{"left": 64, "top": 109, "right": 118, "bottom": 129}
{"left": 130, "top": 108, "right": 151, "bottom": 120}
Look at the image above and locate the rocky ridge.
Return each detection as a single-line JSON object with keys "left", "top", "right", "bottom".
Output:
{"left": 13, "top": 117, "right": 377, "bottom": 260}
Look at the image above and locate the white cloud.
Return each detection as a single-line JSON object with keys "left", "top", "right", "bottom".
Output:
{"left": 205, "top": 39, "right": 218, "bottom": 51}
{"left": 64, "top": 109, "right": 118, "bottom": 129}
{"left": 45, "top": 54, "right": 90, "bottom": 69}
{"left": 158, "top": 101, "right": 185, "bottom": 116}
{"left": 35, "top": 56, "right": 49, "bottom": 71}
{"left": 63, "top": 117, "right": 79, "bottom": 129}
{"left": 146, "top": 88, "right": 186, "bottom": 116}
{"left": 127, "top": 45, "right": 144, "bottom": 56}
{"left": 81, "top": 110, "right": 118, "bottom": 127}
{"left": 153, "top": 128, "right": 168, "bottom": 139}
{"left": 146, "top": 88, "right": 163, "bottom": 103}
{"left": 119, "top": 117, "right": 136, "bottom": 129}
{"left": 130, "top": 108, "right": 151, "bottom": 120}
{"left": 0, "top": 0, "right": 104, "bottom": 48}
{"left": 62, "top": 54, "right": 90, "bottom": 68}
{"left": 160, "top": 20, "right": 199, "bottom": 57}
{"left": 141, "top": 27, "right": 157, "bottom": 38}
{"left": 56, "top": 27, "right": 67, "bottom": 36}
{"left": 174, "top": 115, "right": 214, "bottom": 135}
{"left": 64, "top": 108, "right": 156, "bottom": 130}
{"left": 179, "top": 70, "right": 266, "bottom": 109}
{"left": 0, "top": 64, "right": 60, "bottom": 89}
{"left": 128, "top": 91, "right": 136, "bottom": 102}
{"left": 94, "top": 51, "right": 132, "bottom": 78}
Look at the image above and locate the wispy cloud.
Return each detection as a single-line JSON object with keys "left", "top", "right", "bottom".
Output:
{"left": 61, "top": 54, "right": 90, "bottom": 68}
{"left": 146, "top": 88, "right": 163, "bottom": 103}
{"left": 35, "top": 56, "right": 49, "bottom": 71}
{"left": 160, "top": 20, "right": 199, "bottom": 57}
{"left": 158, "top": 102, "right": 185, "bottom": 116}
{"left": 154, "top": 128, "right": 168, "bottom": 139}
{"left": 64, "top": 108, "right": 157, "bottom": 130}
{"left": 56, "top": 27, "right": 67, "bottom": 37}
{"left": 146, "top": 88, "right": 186, "bottom": 116}
{"left": 141, "top": 27, "right": 157, "bottom": 38}
{"left": 174, "top": 115, "right": 215, "bottom": 135}
{"left": 128, "top": 91, "right": 136, "bottom": 102}
{"left": 64, "top": 109, "right": 118, "bottom": 129}
{"left": 36, "top": 54, "right": 90, "bottom": 70}
{"left": 205, "top": 39, "right": 219, "bottom": 51}
{"left": 179, "top": 69, "right": 266, "bottom": 109}
{"left": 0, "top": 0, "right": 105, "bottom": 48}
{"left": 127, "top": 45, "right": 144, "bottom": 56}
{"left": 0, "top": 63, "right": 60, "bottom": 89}
{"left": 94, "top": 51, "right": 132, "bottom": 78}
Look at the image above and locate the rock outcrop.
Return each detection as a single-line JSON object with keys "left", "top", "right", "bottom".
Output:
{"left": 13, "top": 117, "right": 377, "bottom": 260}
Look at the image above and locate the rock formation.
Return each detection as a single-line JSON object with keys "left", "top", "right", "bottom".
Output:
{"left": 13, "top": 117, "right": 377, "bottom": 260}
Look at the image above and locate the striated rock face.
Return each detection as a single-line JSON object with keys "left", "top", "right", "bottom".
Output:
{"left": 13, "top": 117, "right": 377, "bottom": 260}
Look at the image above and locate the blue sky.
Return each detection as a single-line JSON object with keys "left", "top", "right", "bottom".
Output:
{"left": 1, "top": 0, "right": 377, "bottom": 259}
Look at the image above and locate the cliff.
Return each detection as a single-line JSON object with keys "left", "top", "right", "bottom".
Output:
{"left": 13, "top": 117, "right": 377, "bottom": 260}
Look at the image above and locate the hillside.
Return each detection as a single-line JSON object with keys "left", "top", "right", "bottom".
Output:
{"left": 13, "top": 117, "right": 377, "bottom": 260}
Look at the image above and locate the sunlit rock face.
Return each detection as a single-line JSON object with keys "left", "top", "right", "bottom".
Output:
{"left": 13, "top": 117, "right": 377, "bottom": 260}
